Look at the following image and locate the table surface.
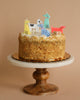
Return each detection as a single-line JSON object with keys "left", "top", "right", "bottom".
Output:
{"left": 7, "top": 54, "right": 74, "bottom": 68}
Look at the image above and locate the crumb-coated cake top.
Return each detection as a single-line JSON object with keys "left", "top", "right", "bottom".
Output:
{"left": 19, "top": 32, "right": 65, "bottom": 42}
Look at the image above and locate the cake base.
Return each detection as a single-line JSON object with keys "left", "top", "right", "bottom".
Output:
{"left": 12, "top": 52, "right": 70, "bottom": 63}
{"left": 24, "top": 83, "right": 58, "bottom": 95}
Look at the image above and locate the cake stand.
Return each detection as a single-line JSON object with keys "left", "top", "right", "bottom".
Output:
{"left": 7, "top": 53, "right": 74, "bottom": 95}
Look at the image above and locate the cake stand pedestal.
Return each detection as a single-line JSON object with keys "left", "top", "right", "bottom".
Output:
{"left": 8, "top": 53, "right": 74, "bottom": 95}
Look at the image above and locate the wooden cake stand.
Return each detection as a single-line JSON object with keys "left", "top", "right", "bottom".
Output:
{"left": 7, "top": 52, "right": 74, "bottom": 96}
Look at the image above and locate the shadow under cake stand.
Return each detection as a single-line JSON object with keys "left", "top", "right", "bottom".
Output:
{"left": 8, "top": 52, "right": 74, "bottom": 95}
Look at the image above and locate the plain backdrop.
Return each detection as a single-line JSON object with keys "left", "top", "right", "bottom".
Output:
{"left": 0, "top": 0, "right": 80, "bottom": 100}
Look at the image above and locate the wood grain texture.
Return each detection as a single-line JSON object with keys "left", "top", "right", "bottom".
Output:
{"left": 23, "top": 68, "right": 58, "bottom": 95}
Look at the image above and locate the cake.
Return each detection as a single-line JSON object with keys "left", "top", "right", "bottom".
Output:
{"left": 18, "top": 13, "right": 65, "bottom": 62}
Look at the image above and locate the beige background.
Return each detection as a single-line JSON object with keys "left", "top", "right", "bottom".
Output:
{"left": 0, "top": 0, "right": 80, "bottom": 99}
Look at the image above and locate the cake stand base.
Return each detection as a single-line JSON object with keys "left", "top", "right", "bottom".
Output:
{"left": 23, "top": 68, "right": 58, "bottom": 95}
{"left": 24, "top": 84, "right": 58, "bottom": 95}
{"left": 8, "top": 53, "right": 74, "bottom": 96}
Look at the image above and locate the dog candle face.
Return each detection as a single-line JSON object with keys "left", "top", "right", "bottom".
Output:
{"left": 28, "top": 19, "right": 43, "bottom": 33}
{"left": 37, "top": 19, "right": 41, "bottom": 25}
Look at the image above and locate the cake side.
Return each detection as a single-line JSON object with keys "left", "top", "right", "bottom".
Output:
{"left": 19, "top": 33, "right": 65, "bottom": 62}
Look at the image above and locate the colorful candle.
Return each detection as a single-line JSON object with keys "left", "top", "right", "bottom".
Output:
{"left": 43, "top": 13, "right": 50, "bottom": 28}
{"left": 24, "top": 19, "right": 31, "bottom": 34}
{"left": 51, "top": 26, "right": 65, "bottom": 33}
{"left": 38, "top": 24, "right": 50, "bottom": 37}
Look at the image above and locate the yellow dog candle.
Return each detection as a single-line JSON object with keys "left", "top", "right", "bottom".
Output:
{"left": 24, "top": 19, "right": 31, "bottom": 34}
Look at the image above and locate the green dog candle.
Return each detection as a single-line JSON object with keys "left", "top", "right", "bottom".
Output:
{"left": 43, "top": 13, "right": 50, "bottom": 28}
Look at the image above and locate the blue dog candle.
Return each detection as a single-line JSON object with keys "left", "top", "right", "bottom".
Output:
{"left": 41, "top": 28, "right": 50, "bottom": 37}
{"left": 38, "top": 24, "right": 50, "bottom": 37}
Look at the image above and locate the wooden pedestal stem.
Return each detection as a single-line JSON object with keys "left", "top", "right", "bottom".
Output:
{"left": 33, "top": 68, "right": 49, "bottom": 85}
{"left": 23, "top": 68, "right": 58, "bottom": 95}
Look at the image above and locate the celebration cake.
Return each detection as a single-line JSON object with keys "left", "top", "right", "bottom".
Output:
{"left": 18, "top": 13, "right": 65, "bottom": 62}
